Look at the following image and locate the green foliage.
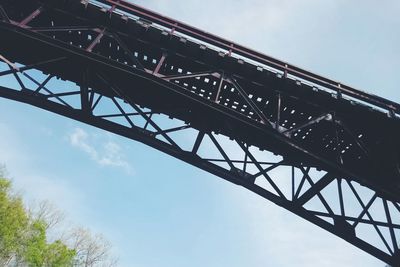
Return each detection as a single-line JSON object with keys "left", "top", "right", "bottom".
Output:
{"left": 0, "top": 176, "right": 29, "bottom": 263}
{"left": 23, "top": 220, "right": 75, "bottom": 267}
{"left": 44, "top": 240, "right": 76, "bottom": 267}
{"left": 23, "top": 220, "right": 48, "bottom": 266}
{"left": 0, "top": 175, "right": 76, "bottom": 266}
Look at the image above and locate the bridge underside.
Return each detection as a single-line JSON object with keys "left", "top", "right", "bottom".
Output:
{"left": 0, "top": 0, "right": 399, "bottom": 265}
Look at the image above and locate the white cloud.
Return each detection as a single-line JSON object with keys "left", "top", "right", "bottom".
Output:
{"left": 0, "top": 121, "right": 122, "bottom": 261}
{"left": 68, "top": 128, "right": 133, "bottom": 174}
{"left": 69, "top": 128, "right": 97, "bottom": 158}
{"left": 0, "top": 122, "right": 88, "bottom": 224}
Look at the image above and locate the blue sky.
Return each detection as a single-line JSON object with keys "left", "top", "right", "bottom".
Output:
{"left": 0, "top": 0, "right": 399, "bottom": 266}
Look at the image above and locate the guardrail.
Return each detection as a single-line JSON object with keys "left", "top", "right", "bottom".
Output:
{"left": 88, "top": 0, "right": 400, "bottom": 117}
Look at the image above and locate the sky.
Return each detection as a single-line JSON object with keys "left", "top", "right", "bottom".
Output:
{"left": 0, "top": 0, "right": 400, "bottom": 266}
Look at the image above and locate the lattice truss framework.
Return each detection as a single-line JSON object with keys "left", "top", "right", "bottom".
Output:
{"left": 0, "top": 0, "right": 399, "bottom": 265}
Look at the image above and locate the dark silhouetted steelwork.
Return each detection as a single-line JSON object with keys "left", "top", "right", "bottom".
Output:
{"left": 0, "top": 0, "right": 399, "bottom": 265}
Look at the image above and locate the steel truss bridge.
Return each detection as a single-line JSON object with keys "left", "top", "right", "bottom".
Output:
{"left": 0, "top": 0, "right": 399, "bottom": 265}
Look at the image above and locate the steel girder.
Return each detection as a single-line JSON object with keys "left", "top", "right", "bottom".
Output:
{"left": 0, "top": 0, "right": 399, "bottom": 265}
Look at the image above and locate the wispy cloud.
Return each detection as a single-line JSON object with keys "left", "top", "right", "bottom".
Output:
{"left": 68, "top": 128, "right": 133, "bottom": 174}
{"left": 0, "top": 122, "right": 88, "bottom": 225}
{"left": 0, "top": 121, "right": 121, "bottom": 261}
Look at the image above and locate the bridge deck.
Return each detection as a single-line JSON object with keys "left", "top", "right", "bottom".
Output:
{"left": 0, "top": 0, "right": 400, "bottom": 264}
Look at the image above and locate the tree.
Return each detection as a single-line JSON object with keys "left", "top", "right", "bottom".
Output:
{"left": 68, "top": 227, "right": 117, "bottom": 267}
{"left": 22, "top": 220, "right": 75, "bottom": 267}
{"left": 28, "top": 203, "right": 118, "bottom": 266}
{"left": 0, "top": 169, "right": 118, "bottom": 267}
{"left": 28, "top": 200, "right": 66, "bottom": 231}
{"left": 0, "top": 176, "right": 76, "bottom": 266}
{"left": 0, "top": 177, "right": 29, "bottom": 265}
